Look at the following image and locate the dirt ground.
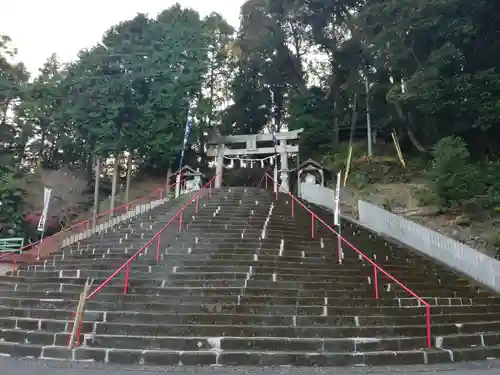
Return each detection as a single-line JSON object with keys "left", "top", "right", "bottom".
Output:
{"left": 24, "top": 168, "right": 167, "bottom": 229}
{"left": 340, "top": 179, "right": 497, "bottom": 258}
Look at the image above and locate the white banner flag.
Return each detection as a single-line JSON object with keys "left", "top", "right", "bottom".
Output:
{"left": 37, "top": 187, "right": 52, "bottom": 232}
{"left": 334, "top": 170, "right": 341, "bottom": 226}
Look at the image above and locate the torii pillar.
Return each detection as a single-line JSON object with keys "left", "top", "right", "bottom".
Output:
{"left": 208, "top": 129, "right": 303, "bottom": 191}
{"left": 215, "top": 143, "right": 224, "bottom": 188}
{"left": 279, "top": 139, "right": 289, "bottom": 192}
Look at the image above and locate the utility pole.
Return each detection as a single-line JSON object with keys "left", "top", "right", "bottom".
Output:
{"left": 110, "top": 154, "right": 119, "bottom": 217}
{"left": 365, "top": 75, "right": 373, "bottom": 157}
{"left": 124, "top": 150, "right": 133, "bottom": 203}
{"left": 92, "top": 155, "right": 101, "bottom": 231}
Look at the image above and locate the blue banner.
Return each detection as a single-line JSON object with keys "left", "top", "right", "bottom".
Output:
{"left": 178, "top": 115, "right": 193, "bottom": 169}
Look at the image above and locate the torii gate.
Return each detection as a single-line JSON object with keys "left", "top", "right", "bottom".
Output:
{"left": 207, "top": 129, "right": 303, "bottom": 192}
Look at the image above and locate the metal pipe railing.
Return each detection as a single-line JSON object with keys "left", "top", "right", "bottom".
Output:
{"left": 0, "top": 170, "right": 183, "bottom": 263}
{"left": 264, "top": 172, "right": 432, "bottom": 349}
{"left": 85, "top": 173, "right": 220, "bottom": 300}
{"left": 68, "top": 173, "right": 219, "bottom": 348}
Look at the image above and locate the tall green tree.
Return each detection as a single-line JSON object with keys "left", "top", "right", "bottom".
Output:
{"left": 196, "top": 13, "right": 235, "bottom": 161}
{"left": 0, "top": 34, "right": 29, "bottom": 239}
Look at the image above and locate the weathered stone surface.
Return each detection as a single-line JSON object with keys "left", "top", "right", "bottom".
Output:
{"left": 0, "top": 186, "right": 498, "bottom": 368}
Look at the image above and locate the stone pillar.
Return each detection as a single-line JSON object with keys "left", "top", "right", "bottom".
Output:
{"left": 215, "top": 143, "right": 224, "bottom": 188}
{"left": 273, "top": 165, "right": 278, "bottom": 193}
{"left": 279, "top": 139, "right": 289, "bottom": 192}
{"left": 175, "top": 173, "right": 181, "bottom": 198}
{"left": 194, "top": 168, "right": 202, "bottom": 190}
{"left": 296, "top": 155, "right": 300, "bottom": 196}
{"left": 165, "top": 168, "right": 172, "bottom": 199}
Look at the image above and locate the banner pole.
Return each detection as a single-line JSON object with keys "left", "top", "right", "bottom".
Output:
{"left": 37, "top": 230, "right": 45, "bottom": 260}
{"left": 334, "top": 170, "right": 342, "bottom": 264}
{"left": 36, "top": 187, "right": 52, "bottom": 260}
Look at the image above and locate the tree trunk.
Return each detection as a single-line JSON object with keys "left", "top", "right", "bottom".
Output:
{"left": 124, "top": 150, "right": 133, "bottom": 202}
{"left": 39, "top": 129, "right": 46, "bottom": 163}
{"left": 333, "top": 95, "right": 340, "bottom": 146}
{"left": 349, "top": 94, "right": 358, "bottom": 144}
{"left": 110, "top": 153, "right": 120, "bottom": 217}
{"left": 92, "top": 155, "right": 101, "bottom": 230}
{"left": 406, "top": 112, "right": 427, "bottom": 153}
{"left": 85, "top": 152, "right": 93, "bottom": 179}
{"left": 393, "top": 102, "right": 427, "bottom": 153}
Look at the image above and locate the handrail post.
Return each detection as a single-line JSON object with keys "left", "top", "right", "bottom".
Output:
{"left": 195, "top": 196, "right": 199, "bottom": 214}
{"left": 267, "top": 170, "right": 432, "bottom": 351}
{"left": 124, "top": 264, "right": 130, "bottom": 295}
{"left": 86, "top": 173, "right": 219, "bottom": 301}
{"left": 68, "top": 280, "right": 90, "bottom": 348}
{"left": 36, "top": 239, "right": 43, "bottom": 260}
{"left": 156, "top": 236, "right": 161, "bottom": 263}
{"left": 338, "top": 234, "right": 342, "bottom": 264}
{"left": 179, "top": 212, "right": 183, "bottom": 232}
{"left": 265, "top": 174, "right": 268, "bottom": 189}
{"left": 426, "top": 304, "right": 432, "bottom": 349}
{"left": 209, "top": 181, "right": 212, "bottom": 197}
{"left": 291, "top": 198, "right": 294, "bottom": 217}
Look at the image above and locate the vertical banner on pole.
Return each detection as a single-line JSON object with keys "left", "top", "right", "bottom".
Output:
{"left": 176, "top": 115, "right": 193, "bottom": 197}
{"left": 178, "top": 115, "right": 193, "bottom": 170}
{"left": 334, "top": 171, "right": 341, "bottom": 226}
{"left": 37, "top": 187, "right": 52, "bottom": 232}
{"left": 334, "top": 171, "right": 342, "bottom": 263}
{"left": 37, "top": 187, "right": 52, "bottom": 259}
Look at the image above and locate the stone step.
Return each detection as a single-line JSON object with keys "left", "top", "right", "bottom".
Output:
{"left": 0, "top": 289, "right": 412, "bottom": 307}
{"left": 0, "top": 186, "right": 496, "bottom": 367}
{"left": 34, "top": 257, "right": 451, "bottom": 280}
{"left": 1, "top": 294, "right": 494, "bottom": 313}
{"left": 2, "top": 273, "right": 472, "bottom": 294}
{"left": 166, "top": 264, "right": 446, "bottom": 276}
{"left": 0, "top": 283, "right": 375, "bottom": 297}
{"left": 1, "top": 297, "right": 498, "bottom": 316}
{"left": 172, "top": 257, "right": 410, "bottom": 267}
{"left": 2, "top": 281, "right": 474, "bottom": 298}
{"left": 90, "top": 311, "right": 500, "bottom": 327}
{"left": 81, "top": 334, "right": 431, "bottom": 353}
{"left": 398, "top": 296, "right": 500, "bottom": 307}
{"left": 436, "top": 332, "right": 500, "bottom": 349}
{"left": 0, "top": 279, "right": 484, "bottom": 306}
{"left": 87, "top": 320, "right": 500, "bottom": 338}
{"left": 0, "top": 341, "right": 456, "bottom": 366}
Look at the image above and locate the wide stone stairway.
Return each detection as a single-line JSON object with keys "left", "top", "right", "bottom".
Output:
{"left": 0, "top": 186, "right": 499, "bottom": 366}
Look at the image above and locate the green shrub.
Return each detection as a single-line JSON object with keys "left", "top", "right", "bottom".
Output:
{"left": 428, "top": 136, "right": 483, "bottom": 208}
{"left": 413, "top": 186, "right": 438, "bottom": 206}
{"left": 0, "top": 162, "right": 26, "bottom": 238}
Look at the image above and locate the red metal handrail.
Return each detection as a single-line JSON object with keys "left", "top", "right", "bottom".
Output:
{"left": 264, "top": 172, "right": 432, "bottom": 349}
{"left": 85, "top": 172, "right": 220, "bottom": 301}
{"left": 257, "top": 166, "right": 271, "bottom": 189}
{"left": 0, "top": 170, "right": 183, "bottom": 263}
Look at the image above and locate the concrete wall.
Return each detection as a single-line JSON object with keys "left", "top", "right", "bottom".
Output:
{"left": 299, "top": 183, "right": 350, "bottom": 212}
{"left": 61, "top": 198, "right": 166, "bottom": 248}
{"left": 357, "top": 200, "right": 500, "bottom": 293}
{"left": 299, "top": 182, "right": 500, "bottom": 293}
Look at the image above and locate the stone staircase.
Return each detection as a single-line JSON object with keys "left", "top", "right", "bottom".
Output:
{"left": 0, "top": 186, "right": 499, "bottom": 366}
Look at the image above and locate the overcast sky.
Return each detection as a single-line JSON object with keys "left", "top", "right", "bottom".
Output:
{"left": 0, "top": 0, "right": 243, "bottom": 76}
